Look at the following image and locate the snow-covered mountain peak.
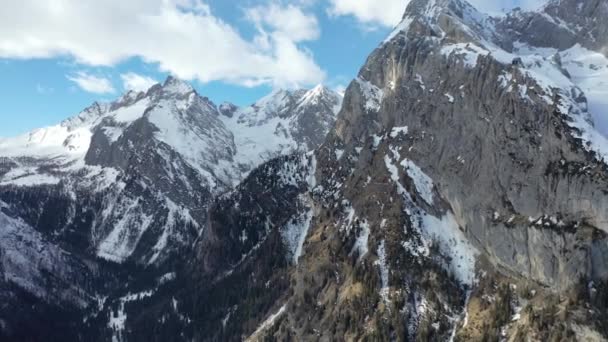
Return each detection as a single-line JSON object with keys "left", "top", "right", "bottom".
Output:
{"left": 60, "top": 101, "right": 111, "bottom": 131}
{"left": 219, "top": 85, "right": 342, "bottom": 174}
{"left": 383, "top": 0, "right": 493, "bottom": 45}
{"left": 254, "top": 88, "right": 296, "bottom": 109}
{"left": 0, "top": 99, "right": 121, "bottom": 160}
{"left": 297, "top": 84, "right": 343, "bottom": 111}
{"left": 0, "top": 76, "right": 342, "bottom": 274}
{"left": 300, "top": 84, "right": 330, "bottom": 103}
{"left": 387, "top": 0, "right": 608, "bottom": 56}
{"left": 0, "top": 77, "right": 341, "bottom": 182}
{"left": 235, "top": 86, "right": 342, "bottom": 127}
{"left": 0, "top": 80, "right": 199, "bottom": 165}
{"left": 161, "top": 76, "right": 195, "bottom": 96}
{"left": 235, "top": 88, "right": 298, "bottom": 126}
{"left": 115, "top": 89, "right": 146, "bottom": 107}
{"left": 58, "top": 87, "right": 158, "bottom": 134}
{"left": 377, "top": 0, "right": 608, "bottom": 162}
{"left": 305, "top": 84, "right": 326, "bottom": 97}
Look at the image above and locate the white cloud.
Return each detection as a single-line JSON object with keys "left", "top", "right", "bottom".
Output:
{"left": 328, "top": 0, "right": 406, "bottom": 27}
{"left": 246, "top": 3, "right": 320, "bottom": 42}
{"left": 0, "top": 0, "right": 325, "bottom": 88}
{"left": 120, "top": 72, "right": 158, "bottom": 92}
{"left": 327, "top": 0, "right": 548, "bottom": 27}
{"left": 67, "top": 72, "right": 115, "bottom": 94}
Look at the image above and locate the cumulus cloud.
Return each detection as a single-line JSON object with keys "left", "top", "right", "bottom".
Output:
{"left": 67, "top": 72, "right": 115, "bottom": 94}
{"left": 328, "top": 0, "right": 406, "bottom": 27}
{"left": 327, "top": 0, "right": 548, "bottom": 27}
{"left": 120, "top": 72, "right": 158, "bottom": 92}
{"left": 0, "top": 0, "right": 325, "bottom": 88}
{"left": 246, "top": 3, "right": 320, "bottom": 42}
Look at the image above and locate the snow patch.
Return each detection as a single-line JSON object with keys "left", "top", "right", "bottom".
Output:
{"left": 335, "top": 149, "right": 344, "bottom": 160}
{"left": 356, "top": 77, "right": 384, "bottom": 112}
{"left": 97, "top": 197, "right": 154, "bottom": 263}
{"left": 401, "top": 159, "right": 435, "bottom": 205}
{"left": 0, "top": 171, "right": 61, "bottom": 187}
{"left": 384, "top": 152, "right": 478, "bottom": 286}
{"left": 441, "top": 43, "right": 487, "bottom": 68}
{"left": 420, "top": 212, "right": 478, "bottom": 285}
{"left": 246, "top": 305, "right": 287, "bottom": 342}
{"left": 375, "top": 240, "right": 390, "bottom": 304}
{"left": 109, "top": 290, "right": 155, "bottom": 342}
{"left": 445, "top": 93, "right": 455, "bottom": 103}
{"left": 282, "top": 203, "right": 313, "bottom": 265}
{"left": 351, "top": 220, "right": 370, "bottom": 260}
{"left": 384, "top": 17, "right": 414, "bottom": 43}
{"left": 390, "top": 126, "right": 409, "bottom": 138}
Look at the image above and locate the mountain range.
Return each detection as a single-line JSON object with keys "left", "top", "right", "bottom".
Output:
{"left": 2, "top": 0, "right": 608, "bottom": 341}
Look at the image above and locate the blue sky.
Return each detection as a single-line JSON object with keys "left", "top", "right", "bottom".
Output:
{"left": 0, "top": 0, "right": 545, "bottom": 137}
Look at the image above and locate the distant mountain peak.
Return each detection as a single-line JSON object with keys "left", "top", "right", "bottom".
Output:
{"left": 161, "top": 75, "right": 195, "bottom": 95}
{"left": 306, "top": 84, "right": 330, "bottom": 98}
{"left": 302, "top": 84, "right": 341, "bottom": 99}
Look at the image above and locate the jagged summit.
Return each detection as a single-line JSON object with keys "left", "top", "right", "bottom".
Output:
{"left": 234, "top": 85, "right": 341, "bottom": 125}
{"left": 0, "top": 77, "right": 218, "bottom": 161}
{"left": 115, "top": 89, "right": 146, "bottom": 107}
{"left": 384, "top": 0, "right": 496, "bottom": 45}
{"left": 498, "top": 0, "right": 608, "bottom": 54}
{"left": 220, "top": 84, "right": 342, "bottom": 171}
{"left": 161, "top": 75, "right": 195, "bottom": 94}
{"left": 388, "top": 0, "right": 608, "bottom": 56}
{"left": 0, "top": 77, "right": 342, "bottom": 307}
{"left": 297, "top": 84, "right": 340, "bottom": 108}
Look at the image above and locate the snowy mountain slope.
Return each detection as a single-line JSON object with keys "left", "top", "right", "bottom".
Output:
{"left": 0, "top": 80, "right": 341, "bottom": 190}
{"left": 220, "top": 85, "right": 342, "bottom": 173}
{"left": 0, "top": 77, "right": 237, "bottom": 191}
{"left": 0, "top": 77, "right": 230, "bottom": 268}
{"left": 0, "top": 74, "right": 343, "bottom": 340}
{"left": 0, "top": 209, "right": 94, "bottom": 307}
{"left": 0, "top": 76, "right": 340, "bottom": 268}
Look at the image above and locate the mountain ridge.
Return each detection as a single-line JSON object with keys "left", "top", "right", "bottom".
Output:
{"left": 0, "top": 77, "right": 342, "bottom": 339}
{"left": 3, "top": 0, "right": 608, "bottom": 340}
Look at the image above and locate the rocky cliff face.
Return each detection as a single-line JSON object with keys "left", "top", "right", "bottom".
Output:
{"left": 371, "top": 0, "right": 608, "bottom": 290}
{"left": 497, "top": 0, "right": 608, "bottom": 54}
